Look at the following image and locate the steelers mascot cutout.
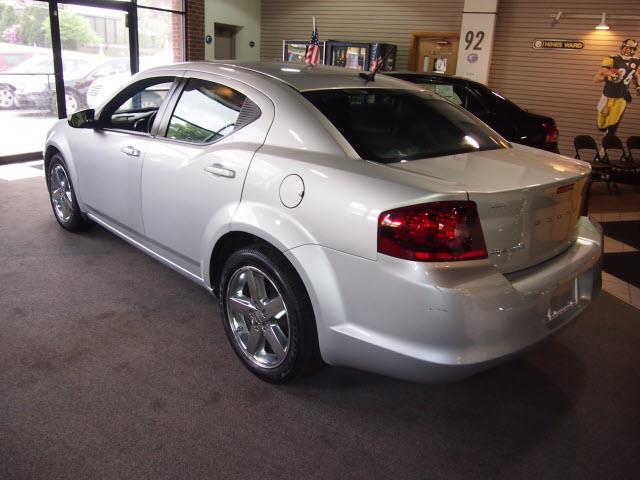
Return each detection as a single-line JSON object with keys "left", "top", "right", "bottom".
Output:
{"left": 595, "top": 38, "right": 640, "bottom": 136}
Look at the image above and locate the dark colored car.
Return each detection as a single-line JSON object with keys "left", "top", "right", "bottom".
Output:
{"left": 385, "top": 72, "right": 559, "bottom": 153}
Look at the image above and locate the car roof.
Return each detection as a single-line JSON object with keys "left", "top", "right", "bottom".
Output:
{"left": 385, "top": 70, "right": 485, "bottom": 87}
{"left": 145, "top": 61, "right": 411, "bottom": 92}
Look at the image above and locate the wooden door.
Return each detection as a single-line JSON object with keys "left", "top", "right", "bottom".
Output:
{"left": 214, "top": 24, "right": 236, "bottom": 60}
{"left": 409, "top": 33, "right": 459, "bottom": 74}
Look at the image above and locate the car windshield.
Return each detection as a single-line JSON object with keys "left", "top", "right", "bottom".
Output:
{"left": 304, "top": 88, "right": 508, "bottom": 163}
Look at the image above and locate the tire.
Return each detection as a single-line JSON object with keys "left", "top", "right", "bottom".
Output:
{"left": 46, "top": 153, "right": 88, "bottom": 232}
{"left": 0, "top": 86, "right": 15, "bottom": 109}
{"left": 219, "top": 244, "right": 322, "bottom": 383}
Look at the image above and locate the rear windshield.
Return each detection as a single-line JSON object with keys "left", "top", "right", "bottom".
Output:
{"left": 303, "top": 88, "right": 507, "bottom": 163}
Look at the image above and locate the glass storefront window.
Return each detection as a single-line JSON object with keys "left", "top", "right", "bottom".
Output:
{"left": 0, "top": 0, "right": 57, "bottom": 156}
{"left": 138, "top": 7, "right": 184, "bottom": 68}
{"left": 138, "top": 1, "right": 184, "bottom": 12}
{"left": 59, "top": 4, "right": 130, "bottom": 113}
{"left": 0, "top": 0, "right": 184, "bottom": 160}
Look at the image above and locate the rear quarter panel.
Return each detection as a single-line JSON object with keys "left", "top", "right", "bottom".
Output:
{"left": 233, "top": 89, "right": 469, "bottom": 260}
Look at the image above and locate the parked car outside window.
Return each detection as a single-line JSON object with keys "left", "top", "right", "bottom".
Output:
{"left": 2, "top": 55, "right": 129, "bottom": 113}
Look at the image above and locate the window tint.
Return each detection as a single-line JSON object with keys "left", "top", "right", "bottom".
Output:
{"left": 464, "top": 87, "right": 491, "bottom": 118}
{"left": 166, "top": 79, "right": 247, "bottom": 144}
{"left": 415, "top": 81, "right": 490, "bottom": 119}
{"left": 304, "top": 88, "right": 507, "bottom": 163}
{"left": 115, "top": 82, "right": 172, "bottom": 114}
{"left": 104, "top": 78, "right": 174, "bottom": 133}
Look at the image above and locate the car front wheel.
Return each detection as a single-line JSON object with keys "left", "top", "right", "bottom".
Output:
{"left": 219, "top": 245, "right": 322, "bottom": 382}
{"left": 47, "top": 153, "right": 87, "bottom": 231}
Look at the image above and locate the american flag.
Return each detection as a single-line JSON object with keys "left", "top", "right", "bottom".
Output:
{"left": 370, "top": 43, "right": 382, "bottom": 71}
{"left": 305, "top": 17, "right": 320, "bottom": 65}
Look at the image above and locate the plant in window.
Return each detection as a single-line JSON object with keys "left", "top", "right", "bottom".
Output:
{"left": 43, "top": 9, "right": 99, "bottom": 50}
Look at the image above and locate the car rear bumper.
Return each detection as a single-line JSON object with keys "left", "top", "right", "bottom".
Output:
{"left": 285, "top": 216, "right": 602, "bottom": 382}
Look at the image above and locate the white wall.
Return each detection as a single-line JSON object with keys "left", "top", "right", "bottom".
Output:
{"left": 204, "top": 0, "right": 261, "bottom": 61}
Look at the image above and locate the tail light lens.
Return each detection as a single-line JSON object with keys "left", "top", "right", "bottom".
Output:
{"left": 542, "top": 122, "right": 559, "bottom": 144}
{"left": 378, "top": 201, "right": 488, "bottom": 262}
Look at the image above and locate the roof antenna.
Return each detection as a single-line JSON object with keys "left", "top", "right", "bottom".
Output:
{"left": 359, "top": 46, "right": 397, "bottom": 82}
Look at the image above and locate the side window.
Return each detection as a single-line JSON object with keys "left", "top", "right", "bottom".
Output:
{"left": 418, "top": 82, "right": 464, "bottom": 106}
{"left": 464, "top": 87, "right": 491, "bottom": 119}
{"left": 103, "top": 77, "right": 174, "bottom": 133}
{"left": 166, "top": 78, "right": 258, "bottom": 144}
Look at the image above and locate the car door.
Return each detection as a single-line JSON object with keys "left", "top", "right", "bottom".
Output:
{"left": 71, "top": 74, "right": 180, "bottom": 237}
{"left": 140, "top": 72, "right": 275, "bottom": 276}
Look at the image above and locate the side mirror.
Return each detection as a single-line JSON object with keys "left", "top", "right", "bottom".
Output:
{"left": 68, "top": 109, "right": 97, "bottom": 129}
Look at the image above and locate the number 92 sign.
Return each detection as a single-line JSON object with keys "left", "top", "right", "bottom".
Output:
{"left": 465, "top": 30, "right": 485, "bottom": 51}
{"left": 456, "top": 7, "right": 497, "bottom": 84}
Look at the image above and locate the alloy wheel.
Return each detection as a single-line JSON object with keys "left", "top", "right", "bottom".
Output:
{"left": 0, "top": 88, "right": 14, "bottom": 109}
{"left": 225, "top": 266, "right": 290, "bottom": 369}
{"left": 50, "top": 164, "right": 74, "bottom": 223}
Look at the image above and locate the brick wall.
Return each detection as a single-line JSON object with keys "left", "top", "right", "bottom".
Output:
{"left": 185, "top": 0, "right": 205, "bottom": 61}
{"left": 172, "top": 0, "right": 184, "bottom": 62}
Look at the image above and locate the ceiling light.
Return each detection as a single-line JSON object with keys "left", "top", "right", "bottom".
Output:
{"left": 595, "top": 13, "right": 609, "bottom": 30}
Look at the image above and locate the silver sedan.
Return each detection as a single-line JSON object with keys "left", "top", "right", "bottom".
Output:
{"left": 44, "top": 62, "right": 602, "bottom": 383}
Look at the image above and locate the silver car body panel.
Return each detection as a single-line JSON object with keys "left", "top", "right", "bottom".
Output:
{"left": 45, "top": 61, "right": 602, "bottom": 382}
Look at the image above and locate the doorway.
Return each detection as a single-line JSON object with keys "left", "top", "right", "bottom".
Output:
{"left": 214, "top": 23, "right": 237, "bottom": 60}
{"left": 408, "top": 33, "right": 460, "bottom": 75}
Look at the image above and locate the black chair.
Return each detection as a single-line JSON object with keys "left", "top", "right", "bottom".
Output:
{"left": 602, "top": 135, "right": 639, "bottom": 191}
{"left": 574, "top": 135, "right": 613, "bottom": 193}
{"left": 602, "top": 135, "right": 629, "bottom": 163}
{"left": 627, "top": 136, "right": 640, "bottom": 162}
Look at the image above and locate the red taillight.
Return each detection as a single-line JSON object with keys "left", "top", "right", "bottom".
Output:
{"left": 377, "top": 201, "right": 488, "bottom": 262}
{"left": 542, "top": 122, "right": 559, "bottom": 144}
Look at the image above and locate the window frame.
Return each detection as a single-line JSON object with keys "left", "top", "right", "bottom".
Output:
{"left": 155, "top": 74, "right": 262, "bottom": 147}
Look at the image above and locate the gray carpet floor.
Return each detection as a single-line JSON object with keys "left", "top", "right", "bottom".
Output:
{"left": 1, "top": 177, "right": 639, "bottom": 480}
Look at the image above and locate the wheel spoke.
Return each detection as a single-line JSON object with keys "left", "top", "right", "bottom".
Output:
{"left": 62, "top": 190, "right": 73, "bottom": 208}
{"left": 263, "top": 296, "right": 285, "bottom": 321}
{"left": 264, "top": 324, "right": 287, "bottom": 359}
{"left": 55, "top": 166, "right": 65, "bottom": 185}
{"left": 246, "top": 270, "right": 267, "bottom": 303}
{"left": 59, "top": 198, "right": 71, "bottom": 219}
{"left": 245, "top": 328, "right": 263, "bottom": 355}
{"left": 228, "top": 296, "right": 255, "bottom": 316}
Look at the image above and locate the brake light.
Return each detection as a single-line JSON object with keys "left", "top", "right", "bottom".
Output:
{"left": 542, "top": 122, "right": 559, "bottom": 144}
{"left": 378, "top": 201, "right": 488, "bottom": 262}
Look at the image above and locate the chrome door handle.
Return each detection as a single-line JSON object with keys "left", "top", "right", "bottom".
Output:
{"left": 121, "top": 145, "right": 140, "bottom": 157}
{"left": 204, "top": 164, "right": 235, "bottom": 178}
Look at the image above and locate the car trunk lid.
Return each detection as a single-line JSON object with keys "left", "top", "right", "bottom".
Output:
{"left": 386, "top": 145, "right": 591, "bottom": 273}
